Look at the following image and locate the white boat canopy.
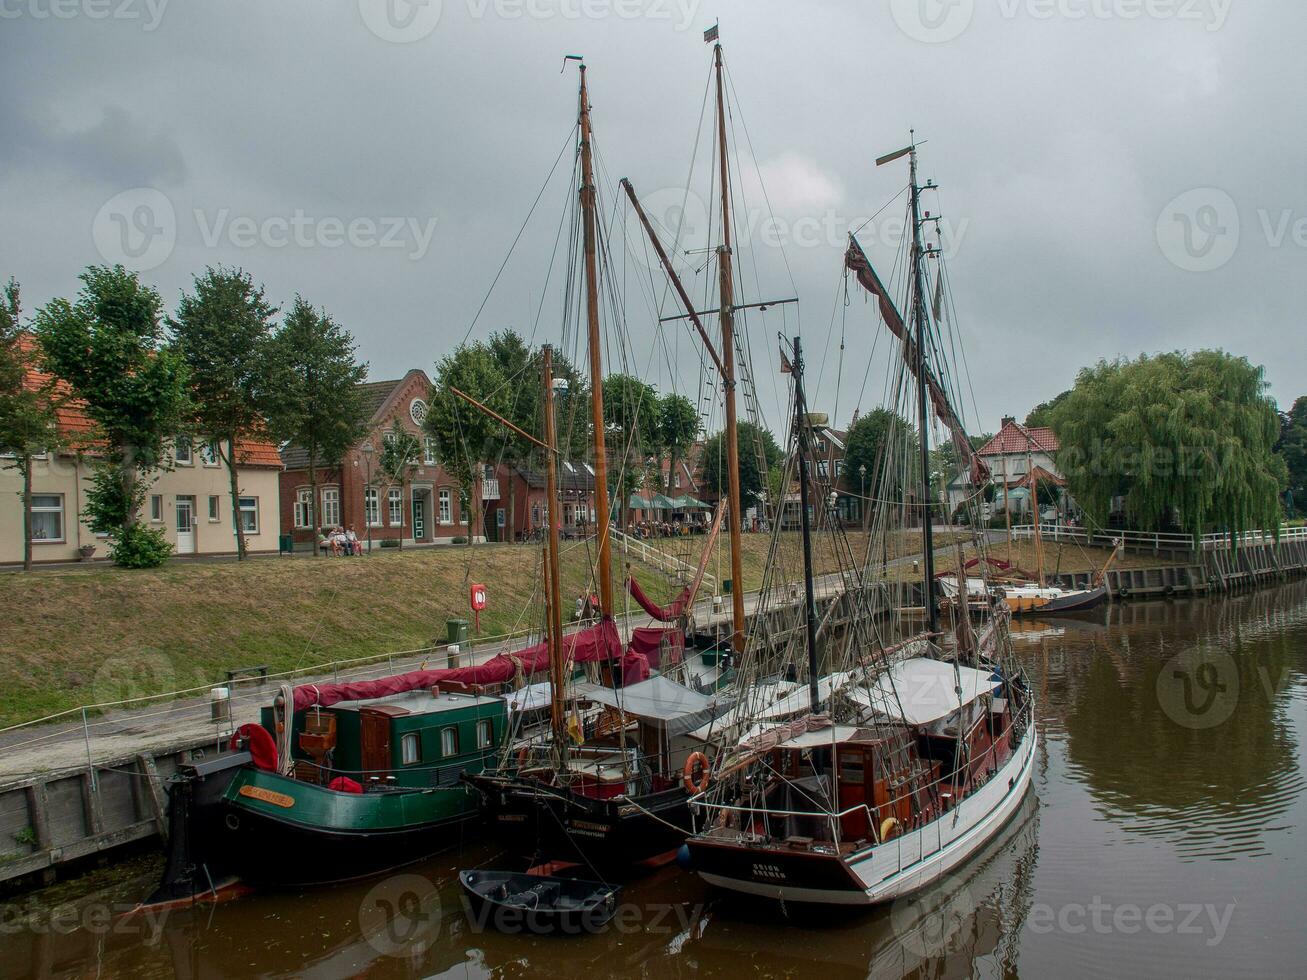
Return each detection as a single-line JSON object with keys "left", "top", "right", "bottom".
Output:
{"left": 575, "top": 676, "right": 732, "bottom": 736}
{"left": 848, "top": 657, "right": 1002, "bottom": 727}
{"left": 505, "top": 681, "right": 555, "bottom": 715}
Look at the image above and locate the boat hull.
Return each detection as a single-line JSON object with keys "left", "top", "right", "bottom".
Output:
{"left": 458, "top": 870, "right": 620, "bottom": 935}
{"left": 687, "top": 722, "right": 1038, "bottom": 906}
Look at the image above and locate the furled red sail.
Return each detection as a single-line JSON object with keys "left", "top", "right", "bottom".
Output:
{"left": 845, "top": 235, "right": 990, "bottom": 485}
{"left": 292, "top": 617, "right": 627, "bottom": 712}
{"left": 627, "top": 575, "right": 691, "bottom": 622}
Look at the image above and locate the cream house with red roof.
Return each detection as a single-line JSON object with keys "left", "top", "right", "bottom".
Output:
{"left": 1, "top": 337, "right": 283, "bottom": 563}
{"left": 945, "top": 417, "right": 1067, "bottom": 518}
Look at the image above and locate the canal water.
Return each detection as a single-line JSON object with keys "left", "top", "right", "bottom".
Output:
{"left": 3, "top": 581, "right": 1306, "bottom": 978}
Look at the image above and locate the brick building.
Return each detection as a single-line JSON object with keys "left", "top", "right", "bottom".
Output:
{"left": 278, "top": 370, "right": 482, "bottom": 549}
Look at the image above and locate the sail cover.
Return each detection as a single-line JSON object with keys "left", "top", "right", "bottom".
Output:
{"left": 574, "top": 676, "right": 731, "bottom": 736}
{"left": 849, "top": 657, "right": 1001, "bottom": 726}
{"left": 844, "top": 236, "right": 990, "bottom": 484}
{"left": 292, "top": 617, "right": 625, "bottom": 712}
{"left": 627, "top": 575, "right": 691, "bottom": 621}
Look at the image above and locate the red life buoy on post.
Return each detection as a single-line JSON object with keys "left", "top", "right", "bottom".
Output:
{"left": 683, "top": 752, "right": 711, "bottom": 795}
{"left": 229, "top": 723, "right": 279, "bottom": 772}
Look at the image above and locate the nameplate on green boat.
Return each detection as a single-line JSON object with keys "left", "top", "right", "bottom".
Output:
{"left": 239, "top": 785, "right": 296, "bottom": 809}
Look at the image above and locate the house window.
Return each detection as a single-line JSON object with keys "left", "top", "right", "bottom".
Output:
{"left": 817, "top": 460, "right": 829, "bottom": 480}
{"left": 30, "top": 494, "right": 64, "bottom": 542}
{"left": 208, "top": 495, "right": 220, "bottom": 522}
{"left": 496, "top": 508, "right": 505, "bottom": 528}
{"left": 401, "top": 733, "right": 421, "bottom": 765}
{"left": 365, "top": 488, "right": 380, "bottom": 526}
{"left": 201, "top": 442, "right": 220, "bottom": 467}
{"left": 238, "top": 496, "right": 259, "bottom": 534}
{"left": 423, "top": 437, "right": 436, "bottom": 466}
{"left": 674, "top": 472, "right": 682, "bottom": 489}
{"left": 438, "top": 489, "right": 452, "bottom": 525}
{"left": 388, "top": 488, "right": 403, "bottom": 526}
{"left": 321, "top": 487, "right": 340, "bottom": 527}
{"left": 532, "top": 502, "right": 541, "bottom": 526}
{"left": 476, "top": 719, "right": 493, "bottom": 749}
{"left": 174, "top": 437, "right": 192, "bottom": 465}
{"left": 834, "top": 460, "right": 843, "bottom": 478}
{"left": 294, "top": 489, "right": 314, "bottom": 529}
{"left": 150, "top": 494, "right": 163, "bottom": 522}
{"left": 440, "top": 727, "right": 458, "bottom": 757}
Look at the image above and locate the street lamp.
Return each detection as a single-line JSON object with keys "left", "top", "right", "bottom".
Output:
{"left": 858, "top": 464, "right": 867, "bottom": 528}
{"left": 360, "top": 441, "right": 375, "bottom": 553}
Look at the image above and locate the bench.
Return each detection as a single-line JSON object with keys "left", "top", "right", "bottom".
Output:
{"left": 225, "top": 664, "right": 269, "bottom": 686}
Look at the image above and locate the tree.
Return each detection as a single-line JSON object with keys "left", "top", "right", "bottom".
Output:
{"left": 33, "top": 266, "right": 190, "bottom": 568}
{"left": 378, "top": 419, "right": 420, "bottom": 550}
{"left": 842, "top": 409, "right": 920, "bottom": 504}
{"left": 0, "top": 280, "right": 63, "bottom": 571}
{"left": 701, "top": 421, "right": 781, "bottom": 510}
{"left": 657, "top": 392, "right": 699, "bottom": 515}
{"left": 427, "top": 341, "right": 507, "bottom": 546}
{"left": 1025, "top": 391, "right": 1070, "bottom": 428}
{"left": 263, "top": 297, "right": 368, "bottom": 555}
{"left": 603, "top": 374, "right": 660, "bottom": 527}
{"left": 1051, "top": 351, "right": 1287, "bottom": 540}
{"left": 169, "top": 266, "right": 279, "bottom": 560}
{"left": 1278, "top": 397, "right": 1307, "bottom": 515}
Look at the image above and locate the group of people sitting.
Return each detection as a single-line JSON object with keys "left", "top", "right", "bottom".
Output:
{"left": 625, "top": 517, "right": 709, "bottom": 539}
{"left": 318, "top": 526, "right": 363, "bottom": 556}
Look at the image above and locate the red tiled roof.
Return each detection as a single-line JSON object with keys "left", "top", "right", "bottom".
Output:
{"left": 977, "top": 420, "right": 1059, "bottom": 456}
{"left": 15, "top": 334, "right": 282, "bottom": 467}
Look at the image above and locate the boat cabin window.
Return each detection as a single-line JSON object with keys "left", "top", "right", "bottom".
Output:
{"left": 441, "top": 726, "right": 459, "bottom": 757}
{"left": 476, "top": 719, "right": 493, "bottom": 748}
{"left": 401, "top": 733, "right": 421, "bottom": 765}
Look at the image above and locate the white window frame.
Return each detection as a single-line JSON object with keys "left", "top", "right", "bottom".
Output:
{"left": 440, "top": 726, "right": 458, "bottom": 757}
{"left": 201, "top": 442, "right": 220, "bottom": 467}
{"left": 208, "top": 495, "right": 220, "bottom": 522}
{"left": 401, "top": 733, "right": 421, "bottom": 765}
{"left": 174, "top": 437, "right": 193, "bottom": 466}
{"left": 238, "top": 496, "right": 259, "bottom": 535}
{"left": 29, "top": 493, "right": 65, "bottom": 543}
{"left": 476, "top": 719, "right": 493, "bottom": 749}
{"left": 294, "top": 489, "right": 314, "bottom": 529}
{"left": 387, "top": 487, "right": 403, "bottom": 526}
{"left": 364, "top": 487, "right": 381, "bottom": 527}
{"left": 320, "top": 487, "right": 340, "bottom": 528}
{"left": 150, "top": 494, "right": 163, "bottom": 522}
{"left": 438, "top": 488, "right": 452, "bottom": 525}
{"left": 423, "top": 437, "right": 436, "bottom": 466}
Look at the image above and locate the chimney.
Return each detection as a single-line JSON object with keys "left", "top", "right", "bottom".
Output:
{"left": 1001, "top": 416, "right": 1015, "bottom": 428}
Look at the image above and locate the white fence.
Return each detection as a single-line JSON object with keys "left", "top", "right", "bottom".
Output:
{"left": 1012, "top": 523, "right": 1307, "bottom": 553}
{"left": 612, "top": 529, "right": 717, "bottom": 594}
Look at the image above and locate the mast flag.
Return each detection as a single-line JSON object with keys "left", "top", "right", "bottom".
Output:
{"left": 779, "top": 348, "right": 793, "bottom": 374}
{"left": 704, "top": 22, "right": 719, "bottom": 43}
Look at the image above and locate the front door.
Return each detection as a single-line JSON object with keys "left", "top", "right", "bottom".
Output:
{"left": 412, "top": 492, "right": 426, "bottom": 542}
{"left": 359, "top": 709, "right": 392, "bottom": 780}
{"left": 175, "top": 498, "right": 195, "bottom": 555}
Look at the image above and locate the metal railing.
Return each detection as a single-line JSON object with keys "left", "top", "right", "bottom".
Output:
{"left": 1011, "top": 523, "right": 1307, "bottom": 553}
{"left": 613, "top": 529, "right": 717, "bottom": 594}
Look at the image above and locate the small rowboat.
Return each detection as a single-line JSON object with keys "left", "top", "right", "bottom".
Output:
{"left": 458, "top": 870, "right": 621, "bottom": 936}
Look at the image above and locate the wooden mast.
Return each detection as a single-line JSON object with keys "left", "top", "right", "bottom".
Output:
{"left": 713, "top": 42, "right": 747, "bottom": 654}
{"left": 542, "top": 346, "right": 568, "bottom": 760}
{"left": 577, "top": 64, "right": 615, "bottom": 619}
{"left": 1026, "top": 428, "right": 1046, "bottom": 587}
{"left": 790, "top": 336, "right": 822, "bottom": 711}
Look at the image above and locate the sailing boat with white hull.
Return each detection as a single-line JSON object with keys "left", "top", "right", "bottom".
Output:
{"left": 682, "top": 138, "right": 1037, "bottom": 906}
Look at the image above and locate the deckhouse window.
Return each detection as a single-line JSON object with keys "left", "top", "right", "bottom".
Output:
{"left": 476, "top": 719, "right": 493, "bottom": 749}
{"left": 440, "top": 726, "right": 458, "bottom": 757}
{"left": 401, "top": 733, "right": 421, "bottom": 765}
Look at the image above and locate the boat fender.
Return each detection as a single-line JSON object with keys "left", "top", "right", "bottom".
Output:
{"left": 516, "top": 746, "right": 530, "bottom": 771}
{"left": 880, "top": 816, "right": 902, "bottom": 842}
{"left": 683, "top": 752, "right": 711, "bottom": 794}
{"left": 675, "top": 844, "right": 693, "bottom": 871}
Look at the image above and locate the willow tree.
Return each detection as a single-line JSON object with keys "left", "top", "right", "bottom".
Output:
{"left": 1051, "top": 351, "right": 1286, "bottom": 541}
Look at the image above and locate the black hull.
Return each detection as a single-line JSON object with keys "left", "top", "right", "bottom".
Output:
{"left": 465, "top": 773, "right": 692, "bottom": 872}
{"left": 458, "top": 870, "right": 620, "bottom": 935}
{"left": 1030, "top": 584, "right": 1109, "bottom": 614}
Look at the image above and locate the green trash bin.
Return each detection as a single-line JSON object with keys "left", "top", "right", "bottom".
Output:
{"left": 446, "top": 619, "right": 470, "bottom": 645}
{"left": 722, "top": 578, "right": 733, "bottom": 596}
{"left": 278, "top": 533, "right": 294, "bottom": 555}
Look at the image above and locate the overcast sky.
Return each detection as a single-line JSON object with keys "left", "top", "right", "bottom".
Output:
{"left": 3, "top": 0, "right": 1302, "bottom": 439}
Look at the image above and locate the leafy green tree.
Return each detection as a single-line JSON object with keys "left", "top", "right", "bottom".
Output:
{"left": 427, "top": 341, "right": 507, "bottom": 546}
{"left": 169, "top": 266, "right": 279, "bottom": 559}
{"left": 33, "top": 266, "right": 190, "bottom": 567}
{"left": 657, "top": 392, "right": 699, "bottom": 513}
{"left": 1278, "top": 397, "right": 1306, "bottom": 515}
{"left": 263, "top": 297, "right": 368, "bottom": 555}
{"left": 701, "top": 421, "right": 781, "bottom": 510}
{"left": 843, "top": 409, "right": 920, "bottom": 504}
{"left": 603, "top": 374, "right": 659, "bottom": 526}
{"left": 1025, "top": 391, "right": 1070, "bottom": 428}
{"left": 378, "top": 419, "right": 420, "bottom": 550}
{"left": 1051, "top": 351, "right": 1286, "bottom": 540}
{"left": 0, "top": 280, "right": 63, "bottom": 571}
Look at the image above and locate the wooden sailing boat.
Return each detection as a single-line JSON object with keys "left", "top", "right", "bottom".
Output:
{"left": 463, "top": 60, "right": 733, "bottom": 874}
{"left": 681, "top": 138, "right": 1038, "bottom": 906}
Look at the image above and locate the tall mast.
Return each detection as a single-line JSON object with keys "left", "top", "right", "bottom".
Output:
{"left": 542, "top": 346, "right": 568, "bottom": 761}
{"left": 1026, "top": 428, "right": 1045, "bottom": 587}
{"left": 577, "top": 64, "right": 615, "bottom": 619}
{"left": 791, "top": 336, "right": 821, "bottom": 712}
{"left": 714, "top": 42, "right": 747, "bottom": 654}
{"left": 909, "top": 139, "right": 939, "bottom": 633}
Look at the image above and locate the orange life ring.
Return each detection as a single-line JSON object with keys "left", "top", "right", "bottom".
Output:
{"left": 683, "top": 752, "right": 710, "bottom": 794}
